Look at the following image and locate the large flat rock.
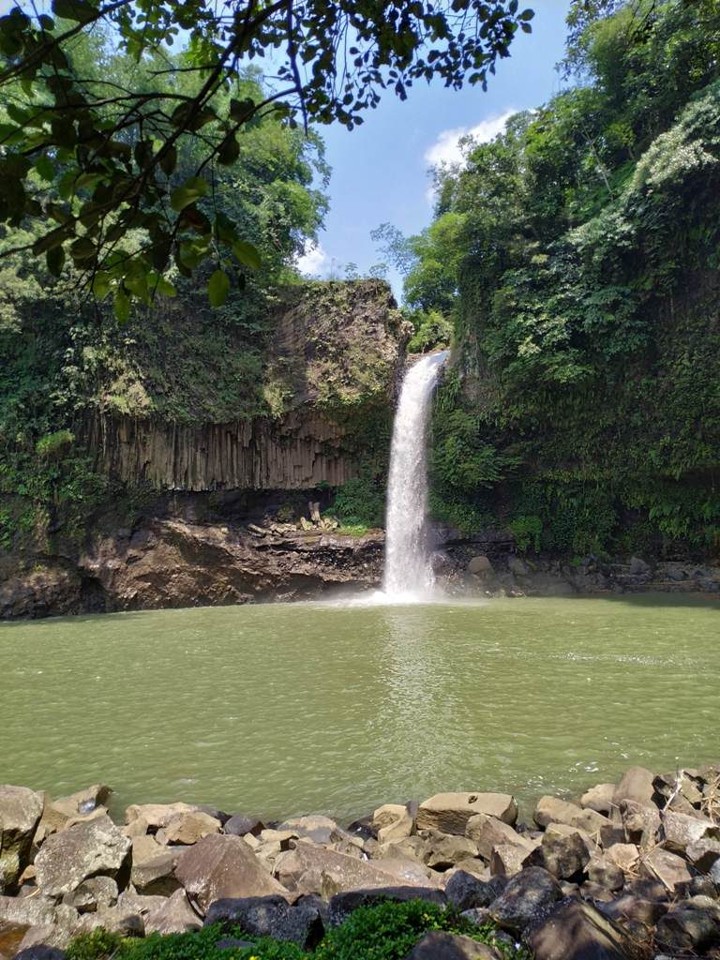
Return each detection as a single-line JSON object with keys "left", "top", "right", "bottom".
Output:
{"left": 416, "top": 793, "right": 517, "bottom": 835}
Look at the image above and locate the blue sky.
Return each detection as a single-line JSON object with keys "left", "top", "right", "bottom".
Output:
{"left": 299, "top": 0, "right": 574, "bottom": 295}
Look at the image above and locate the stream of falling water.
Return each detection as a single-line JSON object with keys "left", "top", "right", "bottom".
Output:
{"left": 382, "top": 351, "right": 447, "bottom": 600}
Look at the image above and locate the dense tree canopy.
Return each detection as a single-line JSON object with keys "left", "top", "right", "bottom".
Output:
{"left": 0, "top": 0, "right": 534, "bottom": 315}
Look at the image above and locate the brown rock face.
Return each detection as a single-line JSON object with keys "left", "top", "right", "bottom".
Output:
{"left": 406, "top": 931, "right": 502, "bottom": 960}
{"left": 34, "top": 814, "right": 131, "bottom": 897}
{"left": 417, "top": 793, "right": 518, "bottom": 835}
{"left": 174, "top": 834, "right": 289, "bottom": 912}
{"left": 0, "top": 785, "right": 44, "bottom": 893}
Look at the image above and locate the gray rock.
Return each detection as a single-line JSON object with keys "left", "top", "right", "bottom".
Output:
{"left": 687, "top": 838, "right": 720, "bottom": 873}
{"left": 144, "top": 889, "right": 202, "bottom": 935}
{"left": 530, "top": 824, "right": 591, "bottom": 881}
{"left": 34, "top": 814, "right": 131, "bottom": 898}
{"left": 0, "top": 785, "right": 44, "bottom": 892}
{"left": 51, "top": 786, "right": 111, "bottom": 821}
{"left": 274, "top": 842, "right": 438, "bottom": 898}
{"left": 0, "top": 895, "right": 55, "bottom": 927}
{"left": 405, "top": 930, "right": 502, "bottom": 959}
{"left": 586, "top": 855, "right": 625, "bottom": 892}
{"left": 445, "top": 872, "right": 506, "bottom": 911}
{"left": 130, "top": 835, "right": 181, "bottom": 895}
{"left": 161, "top": 811, "right": 222, "bottom": 845}
{"left": 223, "top": 815, "right": 264, "bottom": 838}
{"left": 372, "top": 805, "right": 414, "bottom": 844}
{"left": 417, "top": 794, "right": 517, "bottom": 835}
{"left": 62, "top": 876, "right": 118, "bottom": 913}
{"left": 579, "top": 784, "right": 616, "bottom": 815}
{"left": 464, "top": 814, "right": 532, "bottom": 862}
{"left": 422, "top": 832, "right": 478, "bottom": 871}
{"left": 655, "top": 896, "right": 720, "bottom": 953}
{"left": 661, "top": 810, "right": 719, "bottom": 855}
{"left": 124, "top": 802, "right": 202, "bottom": 831}
{"left": 534, "top": 797, "right": 609, "bottom": 840}
{"left": 527, "top": 898, "right": 639, "bottom": 960}
{"left": 205, "top": 894, "right": 324, "bottom": 950}
{"left": 327, "top": 887, "right": 446, "bottom": 927}
{"left": 175, "top": 834, "right": 289, "bottom": 912}
{"left": 490, "top": 844, "right": 532, "bottom": 878}
{"left": 489, "top": 866, "right": 563, "bottom": 934}
{"left": 612, "top": 767, "right": 656, "bottom": 808}
{"left": 640, "top": 846, "right": 691, "bottom": 893}
{"left": 13, "top": 947, "right": 66, "bottom": 960}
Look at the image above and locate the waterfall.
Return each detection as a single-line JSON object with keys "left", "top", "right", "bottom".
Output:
{"left": 382, "top": 351, "right": 447, "bottom": 599}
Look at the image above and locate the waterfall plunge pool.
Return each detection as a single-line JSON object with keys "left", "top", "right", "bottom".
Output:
{"left": 1, "top": 594, "right": 718, "bottom": 820}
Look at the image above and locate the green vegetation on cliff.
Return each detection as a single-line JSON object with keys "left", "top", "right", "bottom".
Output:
{"left": 402, "top": 0, "right": 720, "bottom": 557}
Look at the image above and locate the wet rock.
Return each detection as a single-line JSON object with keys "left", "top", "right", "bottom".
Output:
{"left": 0, "top": 786, "right": 44, "bottom": 892}
{"left": 51, "top": 786, "right": 111, "bottom": 822}
{"left": 327, "top": 887, "right": 446, "bottom": 927}
{"left": 0, "top": 921, "right": 29, "bottom": 960}
{"left": 488, "top": 866, "right": 563, "bottom": 934}
{"left": 34, "top": 814, "right": 131, "bottom": 897}
{"left": 580, "top": 784, "right": 616, "bottom": 816}
{"left": 444, "top": 872, "right": 505, "bottom": 911}
{"left": 405, "top": 930, "right": 502, "bottom": 959}
{"left": 223, "top": 815, "right": 264, "bottom": 838}
{"left": 144, "top": 889, "right": 202, "bottom": 935}
{"left": 467, "top": 557, "right": 494, "bottom": 576}
{"left": 205, "top": 894, "right": 324, "bottom": 949}
{"left": 655, "top": 895, "right": 720, "bottom": 953}
{"left": 160, "top": 811, "right": 222, "bottom": 846}
{"left": 417, "top": 793, "right": 517, "bottom": 835}
{"left": 372, "top": 804, "right": 414, "bottom": 844}
{"left": 612, "top": 767, "right": 656, "bottom": 808}
{"left": 175, "top": 834, "right": 289, "bottom": 912}
{"left": 527, "top": 898, "right": 639, "bottom": 960}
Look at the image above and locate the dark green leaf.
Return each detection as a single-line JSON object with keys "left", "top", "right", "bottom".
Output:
{"left": 232, "top": 240, "right": 261, "bottom": 270}
{"left": 208, "top": 268, "right": 230, "bottom": 307}
{"left": 170, "top": 176, "right": 208, "bottom": 212}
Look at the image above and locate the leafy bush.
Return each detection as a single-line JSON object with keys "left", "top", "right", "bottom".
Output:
{"left": 508, "top": 515, "right": 543, "bottom": 553}
{"left": 315, "top": 900, "right": 525, "bottom": 960}
{"left": 331, "top": 476, "right": 385, "bottom": 528}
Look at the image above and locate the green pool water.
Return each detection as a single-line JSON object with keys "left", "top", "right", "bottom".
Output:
{"left": 1, "top": 594, "right": 717, "bottom": 822}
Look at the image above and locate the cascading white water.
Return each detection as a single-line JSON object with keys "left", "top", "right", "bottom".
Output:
{"left": 382, "top": 351, "right": 448, "bottom": 599}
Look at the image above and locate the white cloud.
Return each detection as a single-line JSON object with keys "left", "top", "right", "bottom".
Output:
{"left": 296, "top": 242, "right": 329, "bottom": 277}
{"left": 424, "top": 109, "right": 516, "bottom": 169}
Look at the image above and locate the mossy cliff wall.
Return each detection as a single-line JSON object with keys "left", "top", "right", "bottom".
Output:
{"left": 78, "top": 279, "right": 407, "bottom": 492}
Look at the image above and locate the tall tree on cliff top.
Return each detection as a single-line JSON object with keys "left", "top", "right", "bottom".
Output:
{"left": 0, "top": 0, "right": 534, "bottom": 316}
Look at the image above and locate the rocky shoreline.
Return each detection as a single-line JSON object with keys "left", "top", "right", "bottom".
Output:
{"left": 2, "top": 763, "right": 720, "bottom": 959}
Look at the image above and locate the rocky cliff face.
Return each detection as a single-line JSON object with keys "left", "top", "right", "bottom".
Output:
{"left": 0, "top": 518, "right": 384, "bottom": 619}
{"left": 79, "top": 280, "right": 407, "bottom": 492}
